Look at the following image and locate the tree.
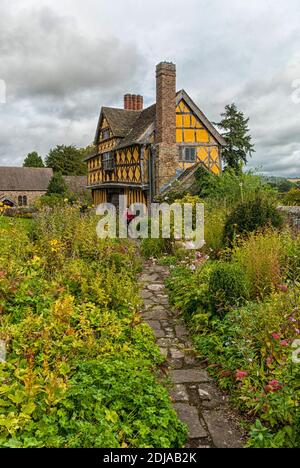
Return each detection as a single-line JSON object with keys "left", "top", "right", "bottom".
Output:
{"left": 215, "top": 103, "right": 255, "bottom": 173}
{"left": 23, "top": 152, "right": 44, "bottom": 168}
{"left": 47, "top": 172, "right": 68, "bottom": 196}
{"left": 45, "top": 145, "right": 87, "bottom": 175}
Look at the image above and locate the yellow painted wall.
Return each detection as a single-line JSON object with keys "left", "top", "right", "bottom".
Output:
{"left": 176, "top": 100, "right": 221, "bottom": 175}
{"left": 92, "top": 189, "right": 107, "bottom": 205}
{"left": 124, "top": 187, "right": 147, "bottom": 206}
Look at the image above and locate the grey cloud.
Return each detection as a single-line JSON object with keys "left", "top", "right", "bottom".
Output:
{"left": 0, "top": 0, "right": 300, "bottom": 177}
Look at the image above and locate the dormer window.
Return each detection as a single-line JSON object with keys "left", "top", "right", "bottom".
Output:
{"left": 102, "top": 152, "right": 114, "bottom": 171}
{"left": 181, "top": 147, "right": 196, "bottom": 162}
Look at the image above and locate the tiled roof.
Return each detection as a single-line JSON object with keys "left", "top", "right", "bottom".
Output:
{"left": 0, "top": 167, "right": 88, "bottom": 193}
{"left": 0, "top": 167, "right": 53, "bottom": 191}
{"left": 93, "top": 89, "right": 225, "bottom": 151}
{"left": 115, "top": 104, "right": 156, "bottom": 149}
{"left": 101, "top": 108, "right": 141, "bottom": 138}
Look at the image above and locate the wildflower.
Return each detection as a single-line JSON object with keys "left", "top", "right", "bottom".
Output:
{"left": 276, "top": 284, "right": 288, "bottom": 292}
{"left": 235, "top": 370, "right": 248, "bottom": 381}
{"left": 271, "top": 332, "right": 281, "bottom": 340}
{"left": 264, "top": 380, "right": 283, "bottom": 393}
{"left": 266, "top": 356, "right": 273, "bottom": 367}
{"left": 280, "top": 340, "right": 289, "bottom": 347}
{"left": 288, "top": 316, "right": 297, "bottom": 323}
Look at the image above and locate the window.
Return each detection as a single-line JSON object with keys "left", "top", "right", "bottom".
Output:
{"left": 102, "top": 152, "right": 114, "bottom": 171}
{"left": 18, "top": 195, "right": 28, "bottom": 206}
{"left": 181, "top": 147, "right": 196, "bottom": 162}
{"left": 18, "top": 195, "right": 27, "bottom": 206}
{"left": 102, "top": 129, "right": 110, "bottom": 140}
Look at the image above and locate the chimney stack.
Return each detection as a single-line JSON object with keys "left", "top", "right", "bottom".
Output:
{"left": 136, "top": 95, "right": 144, "bottom": 110}
{"left": 124, "top": 94, "right": 132, "bottom": 110}
{"left": 124, "top": 94, "right": 144, "bottom": 110}
{"left": 156, "top": 62, "right": 176, "bottom": 144}
{"left": 155, "top": 61, "right": 178, "bottom": 193}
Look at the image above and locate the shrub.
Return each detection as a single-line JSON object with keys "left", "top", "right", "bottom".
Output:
{"left": 166, "top": 264, "right": 212, "bottom": 317}
{"left": 232, "top": 230, "right": 283, "bottom": 299}
{"left": 140, "top": 238, "right": 173, "bottom": 259}
{"left": 0, "top": 207, "right": 187, "bottom": 448}
{"left": 282, "top": 188, "right": 300, "bottom": 206}
{"left": 197, "top": 169, "right": 275, "bottom": 206}
{"left": 208, "top": 262, "right": 249, "bottom": 315}
{"left": 203, "top": 204, "right": 228, "bottom": 256}
{"left": 224, "top": 196, "right": 283, "bottom": 245}
{"left": 192, "top": 289, "right": 300, "bottom": 448}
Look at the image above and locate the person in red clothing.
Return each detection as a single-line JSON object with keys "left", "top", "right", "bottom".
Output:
{"left": 124, "top": 208, "right": 136, "bottom": 226}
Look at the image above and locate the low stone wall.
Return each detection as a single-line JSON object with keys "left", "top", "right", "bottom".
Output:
{"left": 278, "top": 206, "right": 300, "bottom": 231}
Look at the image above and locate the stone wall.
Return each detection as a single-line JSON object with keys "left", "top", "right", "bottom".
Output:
{"left": 278, "top": 206, "right": 300, "bottom": 231}
{"left": 0, "top": 191, "right": 46, "bottom": 206}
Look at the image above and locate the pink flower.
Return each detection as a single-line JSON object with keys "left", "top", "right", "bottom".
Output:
{"left": 264, "top": 380, "right": 282, "bottom": 393}
{"left": 271, "top": 332, "right": 281, "bottom": 340}
{"left": 288, "top": 316, "right": 297, "bottom": 323}
{"left": 268, "top": 380, "right": 282, "bottom": 391}
{"left": 266, "top": 356, "right": 273, "bottom": 367}
{"left": 276, "top": 284, "right": 288, "bottom": 292}
{"left": 236, "top": 370, "right": 248, "bottom": 381}
{"left": 280, "top": 340, "right": 289, "bottom": 347}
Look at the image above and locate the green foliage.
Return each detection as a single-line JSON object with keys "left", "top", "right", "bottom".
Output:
{"left": 140, "top": 238, "right": 173, "bottom": 259}
{"left": 46, "top": 145, "right": 87, "bottom": 176}
{"left": 208, "top": 262, "right": 249, "bottom": 315}
{"left": 282, "top": 188, "right": 300, "bottom": 206}
{"left": 231, "top": 230, "right": 283, "bottom": 299}
{"left": 200, "top": 169, "right": 274, "bottom": 206}
{"left": 166, "top": 264, "right": 212, "bottom": 318}
{"left": 224, "top": 196, "right": 283, "bottom": 245}
{"left": 23, "top": 152, "right": 44, "bottom": 168}
{"left": 165, "top": 226, "right": 300, "bottom": 448}
{"left": 194, "top": 166, "right": 215, "bottom": 197}
{"left": 46, "top": 172, "right": 68, "bottom": 196}
{"left": 215, "top": 103, "right": 255, "bottom": 172}
{"left": 0, "top": 207, "right": 187, "bottom": 448}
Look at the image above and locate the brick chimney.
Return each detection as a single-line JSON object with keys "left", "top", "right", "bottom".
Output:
{"left": 136, "top": 95, "right": 144, "bottom": 110}
{"left": 155, "top": 62, "right": 178, "bottom": 193}
{"left": 124, "top": 94, "right": 143, "bottom": 110}
{"left": 124, "top": 94, "right": 132, "bottom": 110}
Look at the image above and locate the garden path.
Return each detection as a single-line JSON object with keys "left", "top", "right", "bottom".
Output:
{"left": 139, "top": 260, "right": 246, "bottom": 448}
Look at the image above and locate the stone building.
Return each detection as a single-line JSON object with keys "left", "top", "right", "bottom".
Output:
{"left": 86, "top": 61, "right": 226, "bottom": 207}
{"left": 0, "top": 167, "right": 88, "bottom": 207}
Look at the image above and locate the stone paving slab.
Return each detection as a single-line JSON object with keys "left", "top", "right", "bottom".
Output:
{"left": 170, "top": 384, "right": 189, "bottom": 402}
{"left": 173, "top": 403, "right": 208, "bottom": 439}
{"left": 202, "top": 409, "right": 244, "bottom": 448}
{"left": 139, "top": 261, "right": 246, "bottom": 448}
{"left": 170, "top": 369, "right": 211, "bottom": 384}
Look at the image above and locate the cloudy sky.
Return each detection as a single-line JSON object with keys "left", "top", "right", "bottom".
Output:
{"left": 0, "top": 0, "right": 300, "bottom": 176}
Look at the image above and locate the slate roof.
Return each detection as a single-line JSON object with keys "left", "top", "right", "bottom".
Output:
{"left": 92, "top": 89, "right": 225, "bottom": 155}
{"left": 0, "top": 167, "right": 53, "bottom": 191}
{"left": 0, "top": 167, "right": 88, "bottom": 193}
{"left": 115, "top": 104, "right": 156, "bottom": 150}
{"left": 95, "top": 107, "right": 141, "bottom": 141}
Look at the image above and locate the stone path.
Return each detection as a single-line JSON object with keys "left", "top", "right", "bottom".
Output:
{"left": 139, "top": 261, "right": 246, "bottom": 448}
